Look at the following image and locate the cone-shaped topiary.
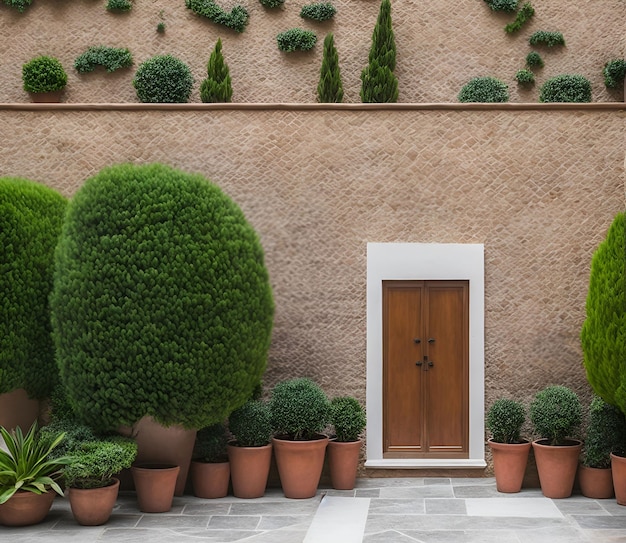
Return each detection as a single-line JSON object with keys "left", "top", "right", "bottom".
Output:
{"left": 368, "top": 0, "right": 395, "bottom": 71}
{"left": 200, "top": 39, "right": 233, "bottom": 103}
{"left": 317, "top": 33, "right": 343, "bottom": 103}
{"left": 581, "top": 213, "right": 626, "bottom": 414}
{"left": 0, "top": 178, "right": 67, "bottom": 399}
{"left": 50, "top": 163, "right": 274, "bottom": 432}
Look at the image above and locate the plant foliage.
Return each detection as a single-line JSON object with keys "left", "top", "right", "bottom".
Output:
{"left": 529, "top": 31, "right": 565, "bottom": 47}
{"left": 300, "top": 2, "right": 336, "bottom": 21}
{"left": 259, "top": 0, "right": 284, "bottom": 8}
{"left": 194, "top": 422, "right": 228, "bottom": 462}
{"left": 318, "top": 33, "right": 343, "bottom": 103}
{"left": 330, "top": 396, "right": 366, "bottom": 442}
{"left": 582, "top": 396, "right": 626, "bottom": 468}
{"left": 132, "top": 55, "right": 193, "bottom": 103}
{"left": 581, "top": 213, "right": 626, "bottom": 415}
{"left": 277, "top": 28, "right": 317, "bottom": 52}
{"left": 539, "top": 74, "right": 591, "bottom": 103}
{"left": 3, "top": 0, "right": 31, "bottom": 13}
{"left": 504, "top": 2, "right": 534, "bottom": 33}
{"left": 367, "top": 0, "right": 395, "bottom": 72}
{"left": 200, "top": 39, "right": 233, "bottom": 103}
{"left": 106, "top": 0, "right": 132, "bottom": 12}
{"left": 515, "top": 69, "right": 535, "bottom": 85}
{"left": 484, "top": 0, "right": 517, "bottom": 12}
{"left": 530, "top": 385, "right": 582, "bottom": 446}
{"left": 50, "top": 163, "right": 274, "bottom": 431}
{"left": 525, "top": 51, "right": 544, "bottom": 69}
{"left": 458, "top": 77, "right": 508, "bottom": 102}
{"left": 229, "top": 399, "right": 273, "bottom": 447}
{"left": 186, "top": 0, "right": 249, "bottom": 33}
{"left": 486, "top": 398, "right": 525, "bottom": 443}
{"left": 74, "top": 46, "right": 133, "bottom": 74}
{"left": 269, "top": 378, "right": 330, "bottom": 440}
{"left": 603, "top": 59, "right": 626, "bottom": 89}
{"left": 22, "top": 56, "right": 68, "bottom": 94}
{"left": 0, "top": 178, "right": 67, "bottom": 398}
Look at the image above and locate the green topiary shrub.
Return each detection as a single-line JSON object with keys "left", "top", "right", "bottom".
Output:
{"left": 504, "top": 2, "right": 534, "bottom": 33}
{"left": 3, "top": 0, "right": 31, "bottom": 13}
{"left": 50, "top": 163, "right": 274, "bottom": 432}
{"left": 132, "top": 55, "right": 193, "bottom": 103}
{"left": 581, "top": 213, "right": 626, "bottom": 415}
{"left": 0, "top": 178, "right": 67, "bottom": 399}
{"left": 194, "top": 422, "right": 229, "bottom": 462}
{"left": 157, "top": 21, "right": 166, "bottom": 33}
{"left": 300, "top": 2, "right": 336, "bottom": 21}
{"left": 229, "top": 399, "right": 273, "bottom": 447}
{"left": 259, "top": 0, "right": 284, "bottom": 8}
{"left": 515, "top": 69, "right": 535, "bottom": 85}
{"left": 603, "top": 59, "right": 626, "bottom": 89}
{"left": 74, "top": 46, "right": 133, "bottom": 74}
{"left": 525, "top": 51, "right": 544, "bottom": 69}
{"left": 484, "top": 0, "right": 517, "bottom": 12}
{"left": 22, "top": 56, "right": 68, "bottom": 94}
{"left": 200, "top": 39, "right": 233, "bottom": 103}
{"left": 317, "top": 33, "right": 343, "bottom": 103}
{"left": 529, "top": 31, "right": 565, "bottom": 47}
{"left": 486, "top": 399, "right": 525, "bottom": 443}
{"left": 277, "top": 28, "right": 317, "bottom": 52}
{"left": 458, "top": 77, "right": 508, "bottom": 102}
{"left": 106, "top": 0, "right": 132, "bottom": 11}
{"left": 185, "top": 0, "right": 249, "bottom": 33}
{"left": 530, "top": 385, "right": 582, "bottom": 446}
{"left": 582, "top": 397, "right": 626, "bottom": 468}
{"left": 269, "top": 378, "right": 330, "bottom": 440}
{"left": 330, "top": 396, "right": 366, "bottom": 442}
{"left": 539, "top": 74, "right": 591, "bottom": 103}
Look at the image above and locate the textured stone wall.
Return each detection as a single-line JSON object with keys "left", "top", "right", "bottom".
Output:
{"left": 0, "top": 0, "right": 624, "bottom": 103}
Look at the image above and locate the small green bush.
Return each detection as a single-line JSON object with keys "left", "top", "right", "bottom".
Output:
{"left": 330, "top": 397, "right": 366, "bottom": 442}
{"left": 200, "top": 39, "right": 232, "bottom": 103}
{"left": 185, "top": 0, "right": 249, "bottom": 33}
{"left": 603, "top": 59, "right": 626, "bottom": 88}
{"left": 39, "top": 420, "right": 97, "bottom": 458}
{"left": 484, "top": 0, "right": 517, "bottom": 12}
{"left": 157, "top": 22, "right": 166, "bottom": 33}
{"left": 515, "top": 69, "right": 535, "bottom": 85}
{"left": 270, "top": 378, "right": 330, "bottom": 440}
{"left": 504, "top": 2, "right": 534, "bottom": 33}
{"left": 539, "top": 74, "right": 591, "bottom": 103}
{"left": 259, "top": 0, "right": 284, "bottom": 8}
{"left": 229, "top": 400, "right": 273, "bottom": 447}
{"left": 530, "top": 385, "right": 582, "bottom": 446}
{"left": 277, "top": 28, "right": 317, "bottom": 52}
{"left": 526, "top": 51, "right": 544, "bottom": 69}
{"left": 300, "top": 2, "right": 336, "bottom": 21}
{"left": 132, "top": 55, "right": 193, "bottom": 103}
{"left": 486, "top": 399, "right": 525, "bottom": 443}
{"left": 22, "top": 56, "right": 68, "bottom": 94}
{"left": 194, "top": 422, "right": 228, "bottom": 462}
{"left": 74, "top": 46, "right": 133, "bottom": 74}
{"left": 3, "top": 0, "right": 31, "bottom": 13}
{"left": 582, "top": 397, "right": 626, "bottom": 468}
{"left": 529, "top": 31, "right": 565, "bottom": 47}
{"left": 106, "top": 0, "right": 132, "bottom": 12}
{"left": 318, "top": 33, "right": 343, "bottom": 103}
{"left": 458, "top": 76, "right": 508, "bottom": 102}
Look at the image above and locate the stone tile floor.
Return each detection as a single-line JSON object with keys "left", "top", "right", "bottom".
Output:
{"left": 2, "top": 478, "right": 626, "bottom": 542}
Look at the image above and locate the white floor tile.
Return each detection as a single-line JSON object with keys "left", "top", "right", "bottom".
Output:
{"left": 303, "top": 496, "right": 371, "bottom": 543}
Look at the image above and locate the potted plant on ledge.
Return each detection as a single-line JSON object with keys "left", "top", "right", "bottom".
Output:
{"left": 486, "top": 398, "right": 530, "bottom": 493}
{"left": 21, "top": 56, "right": 68, "bottom": 102}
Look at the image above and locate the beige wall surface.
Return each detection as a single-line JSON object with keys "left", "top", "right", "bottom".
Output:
{"left": 0, "top": 106, "right": 623, "bottom": 417}
{"left": 0, "top": 0, "right": 624, "bottom": 103}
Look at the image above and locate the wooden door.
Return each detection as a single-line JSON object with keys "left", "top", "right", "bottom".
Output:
{"left": 383, "top": 280, "right": 469, "bottom": 459}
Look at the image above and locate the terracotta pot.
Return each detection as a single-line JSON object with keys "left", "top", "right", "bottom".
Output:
{"left": 0, "top": 490, "right": 55, "bottom": 526}
{"left": 29, "top": 90, "right": 64, "bottom": 103}
{"left": 190, "top": 460, "right": 230, "bottom": 499}
{"left": 532, "top": 439, "right": 582, "bottom": 498}
{"left": 68, "top": 478, "right": 120, "bottom": 526}
{"left": 227, "top": 442, "right": 272, "bottom": 498}
{"left": 272, "top": 435, "right": 329, "bottom": 499}
{"left": 120, "top": 416, "right": 196, "bottom": 496}
{"left": 0, "top": 389, "right": 39, "bottom": 433}
{"left": 131, "top": 463, "right": 179, "bottom": 513}
{"left": 578, "top": 464, "right": 614, "bottom": 499}
{"left": 488, "top": 439, "right": 531, "bottom": 493}
{"left": 610, "top": 453, "right": 626, "bottom": 505}
{"left": 327, "top": 439, "right": 362, "bottom": 490}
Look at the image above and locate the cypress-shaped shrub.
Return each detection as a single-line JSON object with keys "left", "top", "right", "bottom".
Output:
{"left": 458, "top": 77, "right": 508, "bottom": 102}
{"left": 0, "top": 178, "right": 67, "bottom": 399}
{"left": 200, "top": 39, "right": 233, "bottom": 103}
{"left": 300, "top": 2, "right": 336, "bottom": 21}
{"left": 132, "top": 55, "right": 194, "bottom": 103}
{"left": 317, "top": 33, "right": 343, "bottom": 103}
{"left": 277, "top": 28, "right": 317, "bottom": 52}
{"left": 74, "top": 46, "right": 133, "bottom": 74}
{"left": 539, "top": 74, "right": 591, "bottom": 102}
{"left": 50, "top": 163, "right": 274, "bottom": 431}
{"left": 603, "top": 59, "right": 626, "bottom": 89}
{"left": 366, "top": 0, "right": 395, "bottom": 72}
{"left": 581, "top": 213, "right": 626, "bottom": 414}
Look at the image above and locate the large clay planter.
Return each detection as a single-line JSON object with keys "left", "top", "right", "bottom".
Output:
{"left": 488, "top": 439, "right": 531, "bottom": 493}
{"left": 190, "top": 460, "right": 230, "bottom": 499}
{"left": 610, "top": 453, "right": 626, "bottom": 505}
{"left": 121, "top": 416, "right": 196, "bottom": 496}
{"left": 327, "top": 439, "right": 362, "bottom": 490}
{"left": 131, "top": 463, "right": 179, "bottom": 513}
{"left": 532, "top": 439, "right": 582, "bottom": 498}
{"left": 272, "top": 435, "right": 329, "bottom": 499}
{"left": 0, "top": 389, "right": 39, "bottom": 433}
{"left": 578, "top": 465, "right": 614, "bottom": 499}
{"left": 67, "top": 478, "right": 120, "bottom": 526}
{"left": 0, "top": 490, "right": 55, "bottom": 526}
{"left": 227, "top": 443, "right": 272, "bottom": 498}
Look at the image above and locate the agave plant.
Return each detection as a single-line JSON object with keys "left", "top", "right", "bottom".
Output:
{"left": 0, "top": 422, "right": 72, "bottom": 504}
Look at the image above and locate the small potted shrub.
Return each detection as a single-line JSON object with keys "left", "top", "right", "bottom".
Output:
{"left": 539, "top": 74, "right": 592, "bottom": 103}
{"left": 21, "top": 55, "right": 68, "bottom": 102}
{"left": 327, "top": 396, "right": 366, "bottom": 490}
{"left": 269, "top": 378, "right": 330, "bottom": 498}
{"left": 228, "top": 399, "right": 273, "bottom": 498}
{"left": 486, "top": 398, "right": 530, "bottom": 493}
{"left": 190, "top": 422, "right": 230, "bottom": 499}
{"left": 530, "top": 385, "right": 582, "bottom": 498}
{"left": 603, "top": 59, "right": 626, "bottom": 89}
{"left": 458, "top": 77, "right": 509, "bottom": 103}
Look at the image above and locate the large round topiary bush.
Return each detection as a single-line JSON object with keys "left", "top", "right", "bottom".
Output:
{"left": 0, "top": 178, "right": 67, "bottom": 399}
{"left": 50, "top": 163, "right": 274, "bottom": 431}
{"left": 539, "top": 74, "right": 592, "bottom": 103}
{"left": 530, "top": 385, "right": 582, "bottom": 445}
{"left": 458, "top": 77, "right": 509, "bottom": 103}
{"left": 132, "top": 55, "right": 194, "bottom": 103}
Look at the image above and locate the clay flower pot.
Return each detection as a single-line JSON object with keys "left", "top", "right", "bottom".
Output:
{"left": 0, "top": 389, "right": 39, "bottom": 433}
{"left": 610, "top": 453, "right": 626, "bottom": 505}
{"left": 131, "top": 463, "right": 179, "bottom": 513}
{"left": 327, "top": 439, "right": 362, "bottom": 490}
{"left": 578, "top": 465, "right": 614, "bottom": 499}
{"left": 190, "top": 460, "right": 230, "bottom": 499}
{"left": 227, "top": 443, "right": 272, "bottom": 498}
{"left": 68, "top": 478, "right": 120, "bottom": 526}
{"left": 0, "top": 490, "right": 55, "bottom": 526}
{"left": 532, "top": 439, "right": 582, "bottom": 498}
{"left": 488, "top": 439, "right": 531, "bottom": 493}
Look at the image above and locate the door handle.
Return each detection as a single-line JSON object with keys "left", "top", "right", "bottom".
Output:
{"left": 423, "top": 355, "right": 434, "bottom": 370}
{"left": 415, "top": 361, "right": 423, "bottom": 367}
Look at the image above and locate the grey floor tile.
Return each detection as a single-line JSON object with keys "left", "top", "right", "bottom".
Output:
{"left": 363, "top": 530, "right": 423, "bottom": 542}
{"left": 355, "top": 489, "right": 381, "bottom": 498}
{"left": 379, "top": 486, "right": 454, "bottom": 499}
{"left": 368, "top": 498, "right": 425, "bottom": 514}
{"left": 598, "top": 500, "right": 626, "bottom": 516}
{"left": 425, "top": 498, "right": 467, "bottom": 515}
{"left": 423, "top": 478, "right": 451, "bottom": 486}
{"left": 572, "top": 515, "right": 626, "bottom": 529}
{"left": 181, "top": 503, "right": 231, "bottom": 515}
{"left": 324, "top": 489, "right": 357, "bottom": 497}
{"left": 241, "top": 528, "right": 309, "bottom": 542}
{"left": 553, "top": 499, "right": 609, "bottom": 515}
{"left": 356, "top": 478, "right": 427, "bottom": 488}
{"left": 136, "top": 514, "right": 210, "bottom": 528}
{"left": 400, "top": 530, "right": 521, "bottom": 543}
{"left": 208, "top": 514, "right": 261, "bottom": 529}
{"left": 257, "top": 514, "right": 311, "bottom": 530}
{"left": 510, "top": 526, "right": 594, "bottom": 543}
{"left": 582, "top": 529, "right": 626, "bottom": 542}
{"left": 230, "top": 500, "right": 320, "bottom": 516}
{"left": 452, "top": 485, "right": 504, "bottom": 498}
